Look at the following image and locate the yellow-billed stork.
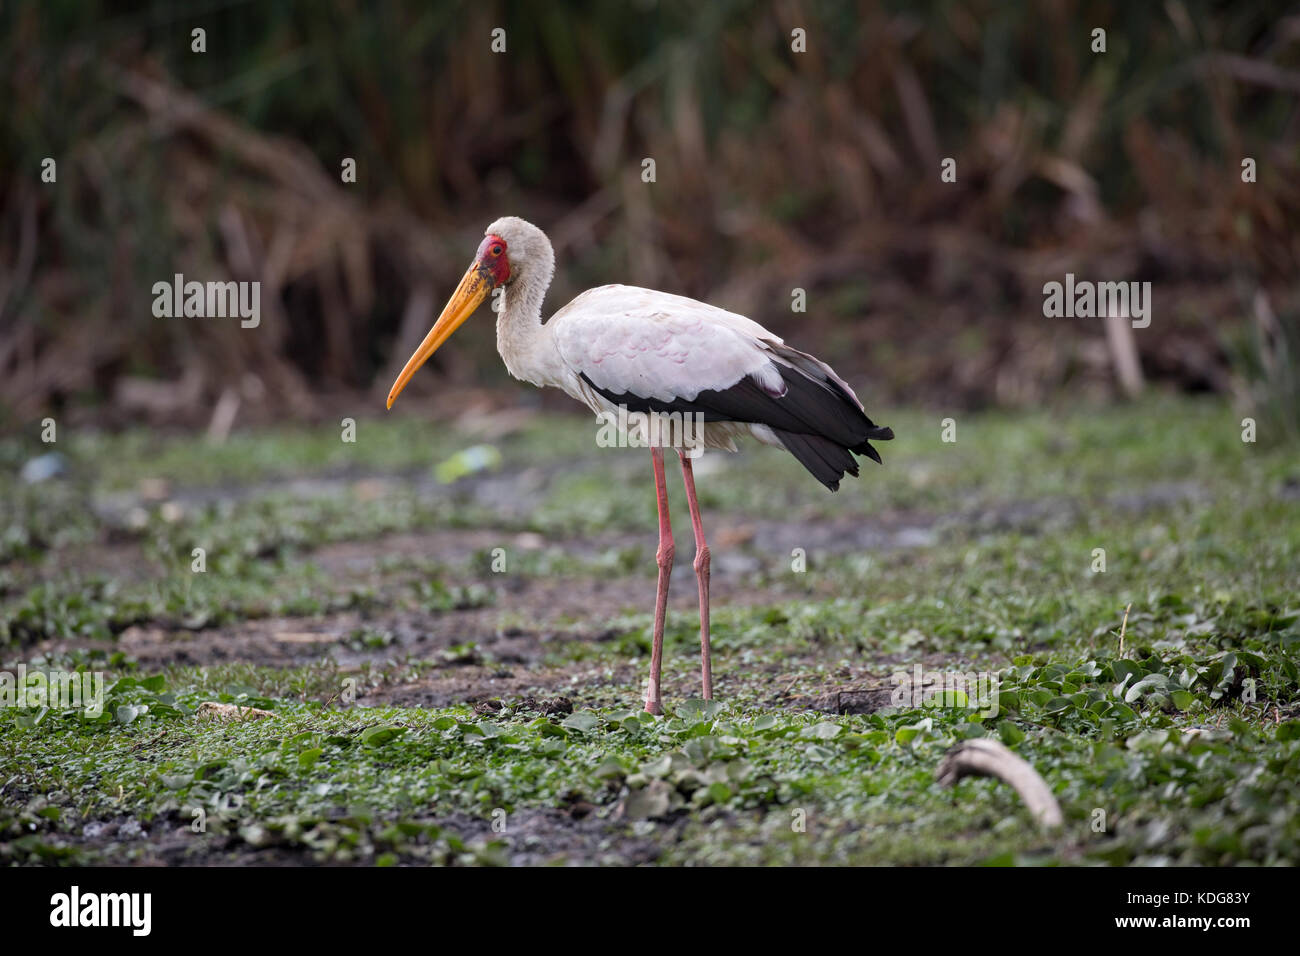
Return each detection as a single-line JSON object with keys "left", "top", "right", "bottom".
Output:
{"left": 387, "top": 217, "right": 893, "bottom": 714}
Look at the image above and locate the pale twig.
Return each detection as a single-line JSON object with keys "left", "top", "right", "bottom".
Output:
{"left": 1118, "top": 602, "right": 1132, "bottom": 658}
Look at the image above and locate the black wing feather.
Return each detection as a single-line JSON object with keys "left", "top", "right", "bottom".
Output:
{"left": 580, "top": 360, "right": 893, "bottom": 491}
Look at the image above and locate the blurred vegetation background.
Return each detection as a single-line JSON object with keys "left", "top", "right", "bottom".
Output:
{"left": 1, "top": 0, "right": 1297, "bottom": 436}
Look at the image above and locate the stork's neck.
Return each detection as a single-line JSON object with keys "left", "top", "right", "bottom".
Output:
{"left": 496, "top": 246, "right": 561, "bottom": 388}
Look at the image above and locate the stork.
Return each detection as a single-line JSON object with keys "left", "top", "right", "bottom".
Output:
{"left": 387, "top": 217, "right": 893, "bottom": 715}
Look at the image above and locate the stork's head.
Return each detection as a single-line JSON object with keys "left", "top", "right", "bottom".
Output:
{"left": 386, "top": 216, "right": 553, "bottom": 409}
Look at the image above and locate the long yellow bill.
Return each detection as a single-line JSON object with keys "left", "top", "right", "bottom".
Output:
{"left": 386, "top": 263, "right": 490, "bottom": 408}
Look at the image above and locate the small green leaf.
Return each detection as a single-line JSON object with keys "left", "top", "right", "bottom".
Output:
{"left": 804, "top": 744, "right": 836, "bottom": 762}
{"left": 1108, "top": 701, "right": 1138, "bottom": 722}
{"left": 1125, "top": 674, "right": 1167, "bottom": 704}
{"left": 560, "top": 711, "right": 600, "bottom": 733}
{"left": 803, "top": 721, "right": 843, "bottom": 740}
{"left": 675, "top": 699, "right": 724, "bottom": 721}
{"left": 998, "top": 721, "right": 1025, "bottom": 745}
{"left": 706, "top": 781, "right": 732, "bottom": 804}
{"left": 360, "top": 725, "right": 406, "bottom": 746}
{"left": 1276, "top": 722, "right": 1300, "bottom": 741}
{"left": 641, "top": 755, "right": 673, "bottom": 778}
{"left": 895, "top": 718, "right": 932, "bottom": 745}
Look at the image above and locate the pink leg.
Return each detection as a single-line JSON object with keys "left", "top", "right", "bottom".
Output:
{"left": 677, "top": 451, "right": 713, "bottom": 700}
{"left": 645, "top": 447, "right": 674, "bottom": 715}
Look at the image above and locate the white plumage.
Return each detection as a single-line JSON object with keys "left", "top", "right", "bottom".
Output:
{"left": 553, "top": 285, "right": 781, "bottom": 401}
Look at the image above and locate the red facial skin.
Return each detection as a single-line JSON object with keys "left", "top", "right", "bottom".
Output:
{"left": 476, "top": 235, "right": 511, "bottom": 287}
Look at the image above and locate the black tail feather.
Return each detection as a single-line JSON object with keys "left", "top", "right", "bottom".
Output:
{"left": 772, "top": 431, "right": 858, "bottom": 491}
{"left": 856, "top": 440, "right": 883, "bottom": 465}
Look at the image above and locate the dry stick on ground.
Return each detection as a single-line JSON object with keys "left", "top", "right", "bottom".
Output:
{"left": 936, "top": 738, "right": 1064, "bottom": 829}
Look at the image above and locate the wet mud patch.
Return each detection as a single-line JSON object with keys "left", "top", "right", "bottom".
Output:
{"left": 431, "top": 809, "right": 672, "bottom": 866}
{"left": 18, "top": 806, "right": 674, "bottom": 867}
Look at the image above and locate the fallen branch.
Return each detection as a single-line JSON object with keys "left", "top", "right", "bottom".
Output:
{"left": 936, "top": 738, "right": 1063, "bottom": 829}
